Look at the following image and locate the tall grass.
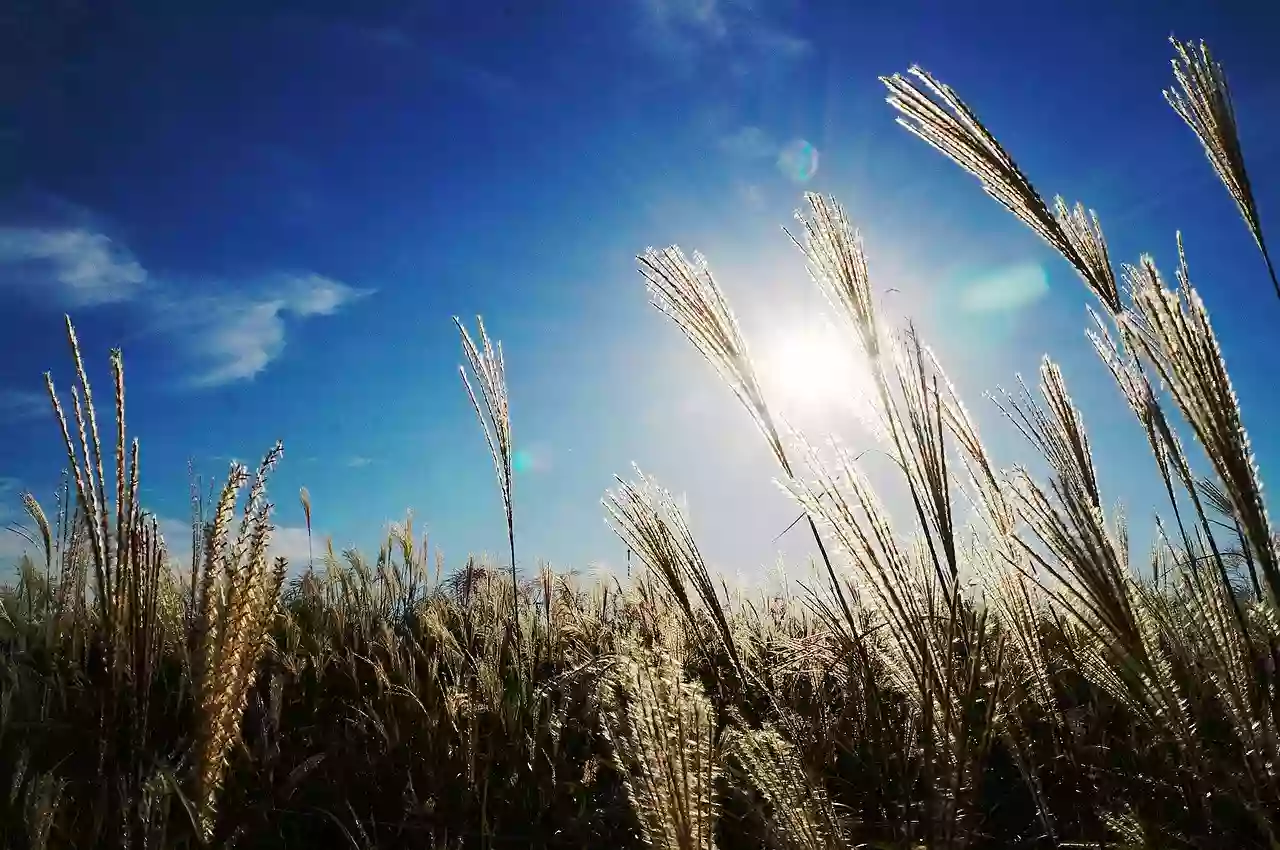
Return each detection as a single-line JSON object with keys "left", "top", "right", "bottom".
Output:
{"left": 2, "top": 35, "right": 1278, "bottom": 849}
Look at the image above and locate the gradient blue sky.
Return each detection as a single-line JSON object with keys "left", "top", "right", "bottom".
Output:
{"left": 2, "top": 0, "right": 1278, "bottom": 582}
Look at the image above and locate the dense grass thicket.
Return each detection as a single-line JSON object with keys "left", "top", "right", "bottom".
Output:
{"left": 4, "top": 38, "right": 1280, "bottom": 849}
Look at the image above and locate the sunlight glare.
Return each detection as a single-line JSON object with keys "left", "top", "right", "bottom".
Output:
{"left": 758, "top": 320, "right": 874, "bottom": 422}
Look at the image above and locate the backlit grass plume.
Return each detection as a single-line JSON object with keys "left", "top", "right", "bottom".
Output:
{"left": 1121, "top": 246, "right": 1278, "bottom": 602}
{"left": 638, "top": 246, "right": 846, "bottom": 623}
{"left": 603, "top": 648, "right": 720, "bottom": 850}
{"left": 605, "top": 469, "right": 747, "bottom": 686}
{"left": 1165, "top": 36, "right": 1278, "bottom": 298}
{"left": 724, "top": 725, "right": 846, "bottom": 850}
{"left": 638, "top": 247, "right": 785, "bottom": 468}
{"left": 190, "top": 441, "right": 285, "bottom": 837}
{"left": 455, "top": 315, "right": 521, "bottom": 647}
{"left": 882, "top": 68, "right": 1122, "bottom": 314}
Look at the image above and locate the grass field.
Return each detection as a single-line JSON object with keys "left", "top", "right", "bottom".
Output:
{"left": 3, "top": 37, "right": 1279, "bottom": 849}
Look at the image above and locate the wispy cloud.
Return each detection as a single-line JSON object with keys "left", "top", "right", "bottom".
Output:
{"left": 151, "top": 274, "right": 371, "bottom": 387}
{"left": 642, "top": 0, "right": 728, "bottom": 42}
{"left": 346, "top": 456, "right": 373, "bottom": 468}
{"left": 0, "top": 224, "right": 370, "bottom": 388}
{"left": 351, "top": 24, "right": 520, "bottom": 105}
{"left": 0, "top": 227, "right": 147, "bottom": 306}
{"left": 0, "top": 389, "right": 49, "bottom": 423}
{"left": 636, "top": 0, "right": 808, "bottom": 63}
{"left": 718, "top": 125, "right": 777, "bottom": 159}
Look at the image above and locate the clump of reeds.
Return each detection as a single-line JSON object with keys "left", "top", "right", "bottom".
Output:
{"left": 190, "top": 442, "right": 287, "bottom": 836}
{"left": 723, "top": 724, "right": 847, "bottom": 850}
{"left": 602, "top": 647, "right": 720, "bottom": 850}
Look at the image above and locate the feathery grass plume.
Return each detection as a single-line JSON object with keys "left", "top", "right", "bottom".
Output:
{"left": 1165, "top": 37, "right": 1278, "bottom": 298}
{"left": 41, "top": 323, "right": 153, "bottom": 659}
{"left": 1054, "top": 198, "right": 1122, "bottom": 315}
{"left": 789, "top": 196, "right": 988, "bottom": 633}
{"left": 20, "top": 494, "right": 52, "bottom": 579}
{"left": 190, "top": 441, "right": 284, "bottom": 837}
{"left": 44, "top": 320, "right": 111, "bottom": 629}
{"left": 882, "top": 69, "right": 1122, "bottom": 314}
{"left": 996, "top": 361, "right": 1203, "bottom": 776}
{"left": 603, "top": 647, "right": 719, "bottom": 850}
{"left": 1120, "top": 246, "right": 1279, "bottom": 603}
{"left": 997, "top": 359, "right": 1140, "bottom": 648}
{"left": 605, "top": 469, "right": 747, "bottom": 685}
{"left": 1089, "top": 305, "right": 1252, "bottom": 607}
{"left": 454, "top": 315, "right": 521, "bottom": 651}
{"left": 788, "top": 195, "right": 884, "bottom": 363}
{"left": 638, "top": 245, "right": 847, "bottom": 625}
{"left": 638, "top": 247, "right": 788, "bottom": 468}
{"left": 723, "top": 724, "right": 846, "bottom": 850}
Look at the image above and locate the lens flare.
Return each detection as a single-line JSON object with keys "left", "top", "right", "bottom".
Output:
{"left": 958, "top": 262, "right": 1049, "bottom": 314}
{"left": 777, "top": 139, "right": 819, "bottom": 183}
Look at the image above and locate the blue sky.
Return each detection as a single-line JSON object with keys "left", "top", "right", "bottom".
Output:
{"left": 2, "top": 0, "right": 1278, "bottom": 583}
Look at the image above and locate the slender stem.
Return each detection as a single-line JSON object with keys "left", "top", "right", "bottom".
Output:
{"left": 507, "top": 511, "right": 522, "bottom": 661}
{"left": 805, "top": 514, "right": 856, "bottom": 632}
{"left": 1261, "top": 240, "right": 1280, "bottom": 302}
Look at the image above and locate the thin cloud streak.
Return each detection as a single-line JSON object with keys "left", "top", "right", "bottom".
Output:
{"left": 0, "top": 389, "right": 50, "bottom": 423}
{"left": 718, "top": 125, "right": 778, "bottom": 159}
{"left": 636, "top": 0, "right": 809, "bottom": 62}
{"left": 0, "top": 227, "right": 147, "bottom": 306}
{"left": 0, "top": 225, "right": 371, "bottom": 388}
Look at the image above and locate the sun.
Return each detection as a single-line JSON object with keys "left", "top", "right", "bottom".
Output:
{"left": 757, "top": 321, "right": 872, "bottom": 419}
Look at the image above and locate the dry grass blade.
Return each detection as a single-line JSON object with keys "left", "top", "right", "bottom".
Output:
{"left": 1165, "top": 37, "right": 1278, "bottom": 298}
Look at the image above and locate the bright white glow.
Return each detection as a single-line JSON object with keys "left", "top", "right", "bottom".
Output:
{"left": 757, "top": 320, "right": 874, "bottom": 421}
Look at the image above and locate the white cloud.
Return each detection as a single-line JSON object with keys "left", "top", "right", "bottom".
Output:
{"left": 153, "top": 275, "right": 371, "bottom": 387}
{"left": 0, "top": 227, "right": 147, "bottom": 306}
{"left": 346, "top": 456, "right": 373, "bottom": 468}
{"left": 0, "top": 220, "right": 371, "bottom": 388}
{"left": 718, "top": 125, "right": 777, "bottom": 159}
